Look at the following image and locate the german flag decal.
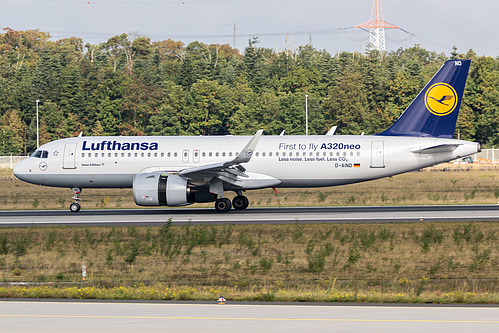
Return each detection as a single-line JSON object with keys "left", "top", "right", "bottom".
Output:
{"left": 354, "top": 163, "right": 360, "bottom": 168}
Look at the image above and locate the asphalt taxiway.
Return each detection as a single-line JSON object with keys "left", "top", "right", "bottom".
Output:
{"left": 0, "top": 205, "right": 498, "bottom": 227}
{"left": 0, "top": 300, "right": 497, "bottom": 333}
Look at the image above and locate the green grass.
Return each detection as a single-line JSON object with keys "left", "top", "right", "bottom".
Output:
{"left": 0, "top": 222, "right": 497, "bottom": 303}
{"left": 1, "top": 164, "right": 499, "bottom": 210}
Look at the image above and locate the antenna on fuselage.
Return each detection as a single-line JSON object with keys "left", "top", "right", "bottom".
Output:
{"left": 78, "top": 132, "right": 83, "bottom": 137}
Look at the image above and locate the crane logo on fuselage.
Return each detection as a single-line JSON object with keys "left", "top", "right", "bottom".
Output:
{"left": 424, "top": 82, "right": 458, "bottom": 116}
{"left": 82, "top": 140, "right": 159, "bottom": 151}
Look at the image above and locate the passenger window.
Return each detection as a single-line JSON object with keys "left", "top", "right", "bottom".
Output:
{"left": 269, "top": 152, "right": 272, "bottom": 157}
{"left": 256, "top": 152, "right": 259, "bottom": 156}
{"left": 357, "top": 152, "right": 360, "bottom": 156}
{"left": 81, "top": 153, "right": 85, "bottom": 157}
{"left": 154, "top": 153, "right": 158, "bottom": 157}
{"left": 89, "top": 153, "right": 92, "bottom": 157}
{"left": 101, "top": 153, "right": 105, "bottom": 157}
{"left": 108, "top": 153, "right": 111, "bottom": 157}
{"left": 282, "top": 152, "right": 286, "bottom": 157}
{"left": 174, "top": 152, "right": 178, "bottom": 157}
{"left": 276, "top": 152, "right": 279, "bottom": 157}
{"left": 216, "top": 152, "right": 219, "bottom": 157}
{"left": 202, "top": 152, "right": 206, "bottom": 157}
{"left": 128, "top": 153, "right": 131, "bottom": 157}
{"left": 141, "top": 152, "right": 144, "bottom": 157}
{"left": 229, "top": 152, "right": 232, "bottom": 157}
{"left": 160, "top": 152, "right": 164, "bottom": 157}
{"left": 115, "top": 153, "right": 118, "bottom": 157}
{"left": 148, "top": 152, "right": 151, "bottom": 157}
{"left": 95, "top": 153, "right": 98, "bottom": 157}
{"left": 121, "top": 153, "right": 125, "bottom": 157}
{"left": 135, "top": 152, "right": 138, "bottom": 157}
{"left": 262, "top": 152, "right": 266, "bottom": 157}
{"left": 209, "top": 152, "right": 213, "bottom": 157}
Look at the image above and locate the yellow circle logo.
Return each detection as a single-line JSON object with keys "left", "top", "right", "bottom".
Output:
{"left": 424, "top": 82, "right": 458, "bottom": 116}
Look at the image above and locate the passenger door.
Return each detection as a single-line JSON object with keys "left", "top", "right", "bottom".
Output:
{"left": 63, "top": 143, "right": 77, "bottom": 169}
{"left": 371, "top": 141, "right": 385, "bottom": 168}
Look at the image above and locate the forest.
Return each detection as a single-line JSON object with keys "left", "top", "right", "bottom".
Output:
{"left": 1, "top": 28, "right": 498, "bottom": 156}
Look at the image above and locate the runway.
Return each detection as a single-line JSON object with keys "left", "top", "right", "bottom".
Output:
{"left": 0, "top": 300, "right": 497, "bottom": 333}
{"left": 0, "top": 205, "right": 498, "bottom": 227}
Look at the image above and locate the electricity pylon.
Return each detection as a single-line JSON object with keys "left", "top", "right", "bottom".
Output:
{"left": 355, "top": 0, "right": 399, "bottom": 51}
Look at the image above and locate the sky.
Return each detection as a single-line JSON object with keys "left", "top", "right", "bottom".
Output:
{"left": 2, "top": 0, "right": 499, "bottom": 57}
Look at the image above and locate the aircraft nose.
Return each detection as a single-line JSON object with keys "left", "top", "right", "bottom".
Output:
{"left": 13, "top": 158, "right": 31, "bottom": 181}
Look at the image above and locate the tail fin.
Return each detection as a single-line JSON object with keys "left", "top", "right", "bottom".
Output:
{"left": 377, "top": 60, "right": 470, "bottom": 138}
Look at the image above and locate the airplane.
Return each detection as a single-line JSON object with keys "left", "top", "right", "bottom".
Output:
{"left": 13, "top": 59, "right": 480, "bottom": 213}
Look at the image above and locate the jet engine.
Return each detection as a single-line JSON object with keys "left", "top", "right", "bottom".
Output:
{"left": 132, "top": 173, "right": 216, "bottom": 206}
{"left": 133, "top": 173, "right": 189, "bottom": 206}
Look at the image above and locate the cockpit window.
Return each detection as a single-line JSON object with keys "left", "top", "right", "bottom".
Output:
{"left": 30, "top": 150, "right": 41, "bottom": 158}
{"left": 30, "top": 150, "right": 49, "bottom": 158}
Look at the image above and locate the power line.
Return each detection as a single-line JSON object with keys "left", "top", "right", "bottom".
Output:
{"left": 48, "top": 27, "right": 360, "bottom": 40}
{"left": 47, "top": 0, "right": 238, "bottom": 5}
{"left": 407, "top": 0, "right": 498, "bottom": 37}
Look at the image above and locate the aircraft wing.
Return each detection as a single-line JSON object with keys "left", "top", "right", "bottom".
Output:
{"left": 178, "top": 130, "right": 263, "bottom": 187}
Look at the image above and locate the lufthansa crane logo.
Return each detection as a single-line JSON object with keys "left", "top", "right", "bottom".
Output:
{"left": 424, "top": 82, "right": 458, "bottom": 116}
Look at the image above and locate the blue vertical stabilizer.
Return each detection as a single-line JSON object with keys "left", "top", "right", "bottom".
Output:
{"left": 377, "top": 60, "right": 470, "bottom": 138}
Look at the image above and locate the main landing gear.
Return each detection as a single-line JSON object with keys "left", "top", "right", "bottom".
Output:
{"left": 70, "top": 187, "right": 82, "bottom": 212}
{"left": 232, "top": 195, "right": 249, "bottom": 210}
{"left": 215, "top": 198, "right": 232, "bottom": 213}
{"left": 214, "top": 192, "right": 250, "bottom": 213}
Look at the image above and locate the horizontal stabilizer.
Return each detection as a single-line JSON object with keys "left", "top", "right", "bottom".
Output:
{"left": 411, "top": 143, "right": 461, "bottom": 154}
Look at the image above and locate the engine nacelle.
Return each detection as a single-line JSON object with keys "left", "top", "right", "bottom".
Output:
{"left": 133, "top": 173, "right": 189, "bottom": 206}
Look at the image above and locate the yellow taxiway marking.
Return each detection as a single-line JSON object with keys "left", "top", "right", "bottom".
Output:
{"left": 0, "top": 314, "right": 498, "bottom": 324}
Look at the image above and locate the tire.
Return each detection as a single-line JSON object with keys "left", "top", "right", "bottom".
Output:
{"left": 70, "top": 202, "right": 81, "bottom": 213}
{"left": 215, "top": 198, "right": 232, "bottom": 212}
{"left": 232, "top": 195, "right": 249, "bottom": 210}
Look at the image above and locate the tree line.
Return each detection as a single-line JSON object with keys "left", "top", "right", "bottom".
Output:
{"left": 1, "top": 28, "right": 498, "bottom": 155}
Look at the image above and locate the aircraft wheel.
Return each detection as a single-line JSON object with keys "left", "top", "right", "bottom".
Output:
{"left": 232, "top": 195, "right": 249, "bottom": 210}
{"left": 70, "top": 202, "right": 81, "bottom": 213}
{"left": 215, "top": 198, "right": 232, "bottom": 213}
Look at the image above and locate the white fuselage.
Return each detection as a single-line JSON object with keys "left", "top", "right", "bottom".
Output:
{"left": 14, "top": 135, "right": 480, "bottom": 189}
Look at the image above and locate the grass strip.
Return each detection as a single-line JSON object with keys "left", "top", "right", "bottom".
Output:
{"left": 0, "top": 221, "right": 497, "bottom": 303}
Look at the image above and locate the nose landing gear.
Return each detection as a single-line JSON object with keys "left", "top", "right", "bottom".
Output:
{"left": 70, "top": 187, "right": 82, "bottom": 212}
